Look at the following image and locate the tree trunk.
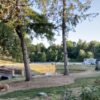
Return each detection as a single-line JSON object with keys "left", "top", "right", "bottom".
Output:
{"left": 62, "top": 0, "right": 69, "bottom": 75}
{"left": 16, "top": 25, "right": 31, "bottom": 81}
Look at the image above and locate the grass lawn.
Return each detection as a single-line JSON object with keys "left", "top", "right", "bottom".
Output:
{"left": 0, "top": 75, "right": 100, "bottom": 99}
{"left": 56, "top": 64, "right": 94, "bottom": 73}
{"left": 0, "top": 63, "right": 98, "bottom": 100}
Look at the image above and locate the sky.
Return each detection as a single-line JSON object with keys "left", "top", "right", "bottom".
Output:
{"left": 33, "top": 0, "right": 100, "bottom": 47}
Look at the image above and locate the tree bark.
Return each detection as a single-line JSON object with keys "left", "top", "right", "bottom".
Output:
{"left": 62, "top": 0, "right": 69, "bottom": 75}
{"left": 16, "top": 25, "right": 31, "bottom": 81}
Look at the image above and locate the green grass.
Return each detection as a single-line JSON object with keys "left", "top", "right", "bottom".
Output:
{"left": 0, "top": 75, "right": 100, "bottom": 99}
{"left": 56, "top": 64, "right": 94, "bottom": 73}
{"left": 0, "top": 64, "right": 98, "bottom": 99}
{"left": 0, "top": 86, "right": 65, "bottom": 99}
{"left": 68, "top": 75, "right": 100, "bottom": 88}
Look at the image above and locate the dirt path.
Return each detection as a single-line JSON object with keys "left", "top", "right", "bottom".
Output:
{"left": 1, "top": 70, "right": 100, "bottom": 95}
{"left": 6, "top": 75, "right": 74, "bottom": 92}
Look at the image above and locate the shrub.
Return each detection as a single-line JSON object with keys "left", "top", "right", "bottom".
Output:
{"left": 80, "top": 86, "right": 100, "bottom": 100}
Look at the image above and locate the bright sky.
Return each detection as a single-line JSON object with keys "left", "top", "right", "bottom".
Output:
{"left": 33, "top": 0, "right": 100, "bottom": 47}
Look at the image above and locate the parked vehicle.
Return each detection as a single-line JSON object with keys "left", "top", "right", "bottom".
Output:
{"left": 83, "top": 58, "right": 96, "bottom": 65}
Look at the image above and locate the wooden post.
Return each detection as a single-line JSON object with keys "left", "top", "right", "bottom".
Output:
{"left": 12, "top": 69, "right": 15, "bottom": 77}
{"left": 21, "top": 69, "right": 25, "bottom": 76}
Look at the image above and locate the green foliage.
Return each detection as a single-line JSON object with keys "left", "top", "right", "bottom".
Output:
{"left": 0, "top": 0, "right": 55, "bottom": 63}
{"left": 79, "top": 49, "right": 86, "bottom": 61}
{"left": 35, "top": 52, "right": 46, "bottom": 62}
{"left": 40, "top": 52, "right": 47, "bottom": 62}
{"left": 0, "top": 0, "right": 98, "bottom": 63}
{"left": 0, "top": 22, "right": 22, "bottom": 61}
{"left": 35, "top": 0, "right": 98, "bottom": 33}
{"left": 86, "top": 51, "right": 94, "bottom": 58}
{"left": 46, "top": 45, "right": 58, "bottom": 62}
{"left": 80, "top": 86, "right": 100, "bottom": 100}
{"left": 28, "top": 39, "right": 100, "bottom": 62}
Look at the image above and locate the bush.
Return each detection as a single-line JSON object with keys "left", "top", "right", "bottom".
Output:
{"left": 80, "top": 86, "right": 100, "bottom": 100}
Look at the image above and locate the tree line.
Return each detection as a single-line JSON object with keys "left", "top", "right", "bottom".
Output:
{"left": 27, "top": 39, "right": 100, "bottom": 62}
{"left": 1, "top": 38, "right": 100, "bottom": 62}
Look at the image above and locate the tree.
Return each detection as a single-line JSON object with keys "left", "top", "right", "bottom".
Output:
{"left": 79, "top": 49, "right": 86, "bottom": 61}
{"left": 34, "top": 0, "right": 98, "bottom": 75}
{"left": 0, "top": 0, "right": 31, "bottom": 81}
{"left": 86, "top": 51, "right": 94, "bottom": 58}
{"left": 67, "top": 41, "right": 75, "bottom": 60}
{"left": 27, "top": 40, "right": 100, "bottom": 62}
{"left": 95, "top": 44, "right": 100, "bottom": 59}
{"left": 38, "top": 52, "right": 46, "bottom": 62}
{"left": 0, "top": 0, "right": 55, "bottom": 81}
{"left": 88, "top": 41, "right": 99, "bottom": 57}
{"left": 62, "top": 0, "right": 69, "bottom": 75}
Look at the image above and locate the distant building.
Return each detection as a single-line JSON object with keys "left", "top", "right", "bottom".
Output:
{"left": 83, "top": 58, "right": 96, "bottom": 65}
